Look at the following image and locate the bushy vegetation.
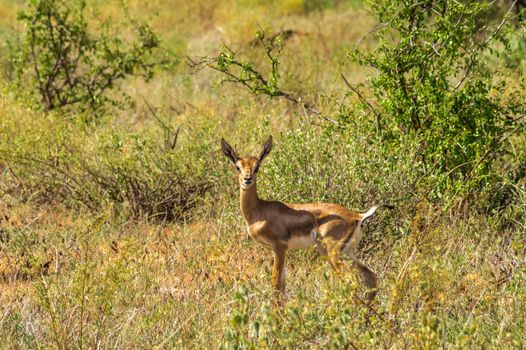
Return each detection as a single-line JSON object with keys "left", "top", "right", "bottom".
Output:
{"left": 0, "top": 0, "right": 525, "bottom": 348}
{"left": 0, "top": 92, "right": 213, "bottom": 221}
{"left": 10, "top": 0, "right": 161, "bottom": 112}
{"left": 202, "top": 0, "right": 526, "bottom": 203}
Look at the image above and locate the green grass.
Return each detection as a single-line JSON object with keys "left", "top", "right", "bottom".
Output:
{"left": 1, "top": 0, "right": 525, "bottom": 348}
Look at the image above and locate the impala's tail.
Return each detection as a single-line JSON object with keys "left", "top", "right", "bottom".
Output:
{"left": 361, "top": 204, "right": 394, "bottom": 221}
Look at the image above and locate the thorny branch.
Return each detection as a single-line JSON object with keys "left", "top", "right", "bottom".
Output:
{"left": 186, "top": 33, "right": 338, "bottom": 125}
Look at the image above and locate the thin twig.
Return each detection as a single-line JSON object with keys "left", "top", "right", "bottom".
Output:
{"left": 341, "top": 73, "right": 381, "bottom": 129}
{"left": 187, "top": 54, "right": 339, "bottom": 125}
{"left": 455, "top": 0, "right": 518, "bottom": 90}
{"left": 142, "top": 96, "right": 170, "bottom": 131}
{"left": 142, "top": 96, "right": 181, "bottom": 150}
{"left": 171, "top": 126, "right": 180, "bottom": 150}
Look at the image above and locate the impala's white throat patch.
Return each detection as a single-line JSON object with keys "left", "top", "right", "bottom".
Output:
{"left": 288, "top": 233, "right": 317, "bottom": 249}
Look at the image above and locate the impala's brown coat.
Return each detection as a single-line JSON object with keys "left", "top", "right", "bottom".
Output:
{"left": 221, "top": 136, "right": 378, "bottom": 305}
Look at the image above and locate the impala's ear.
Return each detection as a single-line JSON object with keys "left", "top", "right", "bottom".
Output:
{"left": 258, "top": 135, "right": 273, "bottom": 162}
{"left": 221, "top": 138, "right": 239, "bottom": 165}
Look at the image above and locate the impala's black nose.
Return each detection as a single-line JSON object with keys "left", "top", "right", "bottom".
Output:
{"left": 243, "top": 178, "right": 252, "bottom": 185}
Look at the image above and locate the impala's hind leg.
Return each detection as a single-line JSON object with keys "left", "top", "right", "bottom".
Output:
{"left": 330, "top": 243, "right": 378, "bottom": 301}
{"left": 351, "top": 259, "right": 377, "bottom": 302}
{"left": 340, "top": 224, "right": 377, "bottom": 301}
{"left": 315, "top": 237, "right": 342, "bottom": 271}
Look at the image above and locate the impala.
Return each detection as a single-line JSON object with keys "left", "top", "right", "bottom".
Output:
{"left": 221, "top": 135, "right": 386, "bottom": 305}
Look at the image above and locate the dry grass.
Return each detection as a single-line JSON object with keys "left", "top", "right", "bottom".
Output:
{"left": 1, "top": 0, "right": 525, "bottom": 348}
{"left": 1, "top": 197, "right": 524, "bottom": 348}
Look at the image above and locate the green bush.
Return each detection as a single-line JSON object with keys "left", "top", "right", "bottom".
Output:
{"left": 348, "top": 0, "right": 526, "bottom": 194}
{"left": 10, "top": 0, "right": 160, "bottom": 112}
{"left": 198, "top": 0, "right": 526, "bottom": 206}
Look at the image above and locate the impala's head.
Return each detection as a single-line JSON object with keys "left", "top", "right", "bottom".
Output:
{"left": 221, "top": 136, "right": 273, "bottom": 190}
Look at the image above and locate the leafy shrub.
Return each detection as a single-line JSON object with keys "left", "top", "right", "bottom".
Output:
{"left": 0, "top": 93, "right": 212, "bottom": 221}
{"left": 348, "top": 0, "right": 526, "bottom": 192}
{"left": 11, "top": 0, "right": 160, "bottom": 112}
{"left": 196, "top": 0, "right": 526, "bottom": 205}
{"left": 502, "top": 29, "right": 526, "bottom": 70}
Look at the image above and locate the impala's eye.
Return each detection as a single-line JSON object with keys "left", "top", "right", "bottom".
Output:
{"left": 235, "top": 165, "right": 241, "bottom": 172}
{"left": 254, "top": 165, "right": 260, "bottom": 173}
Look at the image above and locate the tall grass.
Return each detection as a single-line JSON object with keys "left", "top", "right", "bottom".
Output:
{"left": 0, "top": 0, "right": 525, "bottom": 348}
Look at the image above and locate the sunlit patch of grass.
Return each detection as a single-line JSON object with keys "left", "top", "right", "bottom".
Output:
{"left": 1, "top": 180, "right": 524, "bottom": 347}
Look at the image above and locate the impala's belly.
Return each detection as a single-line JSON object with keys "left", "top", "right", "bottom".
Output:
{"left": 287, "top": 233, "right": 316, "bottom": 249}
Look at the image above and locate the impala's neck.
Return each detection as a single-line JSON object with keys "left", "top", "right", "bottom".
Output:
{"left": 240, "top": 183, "right": 262, "bottom": 222}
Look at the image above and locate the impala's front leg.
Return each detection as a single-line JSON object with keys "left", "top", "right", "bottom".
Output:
{"left": 272, "top": 245, "right": 287, "bottom": 306}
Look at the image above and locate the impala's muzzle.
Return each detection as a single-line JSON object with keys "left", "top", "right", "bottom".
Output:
{"left": 243, "top": 178, "right": 253, "bottom": 186}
